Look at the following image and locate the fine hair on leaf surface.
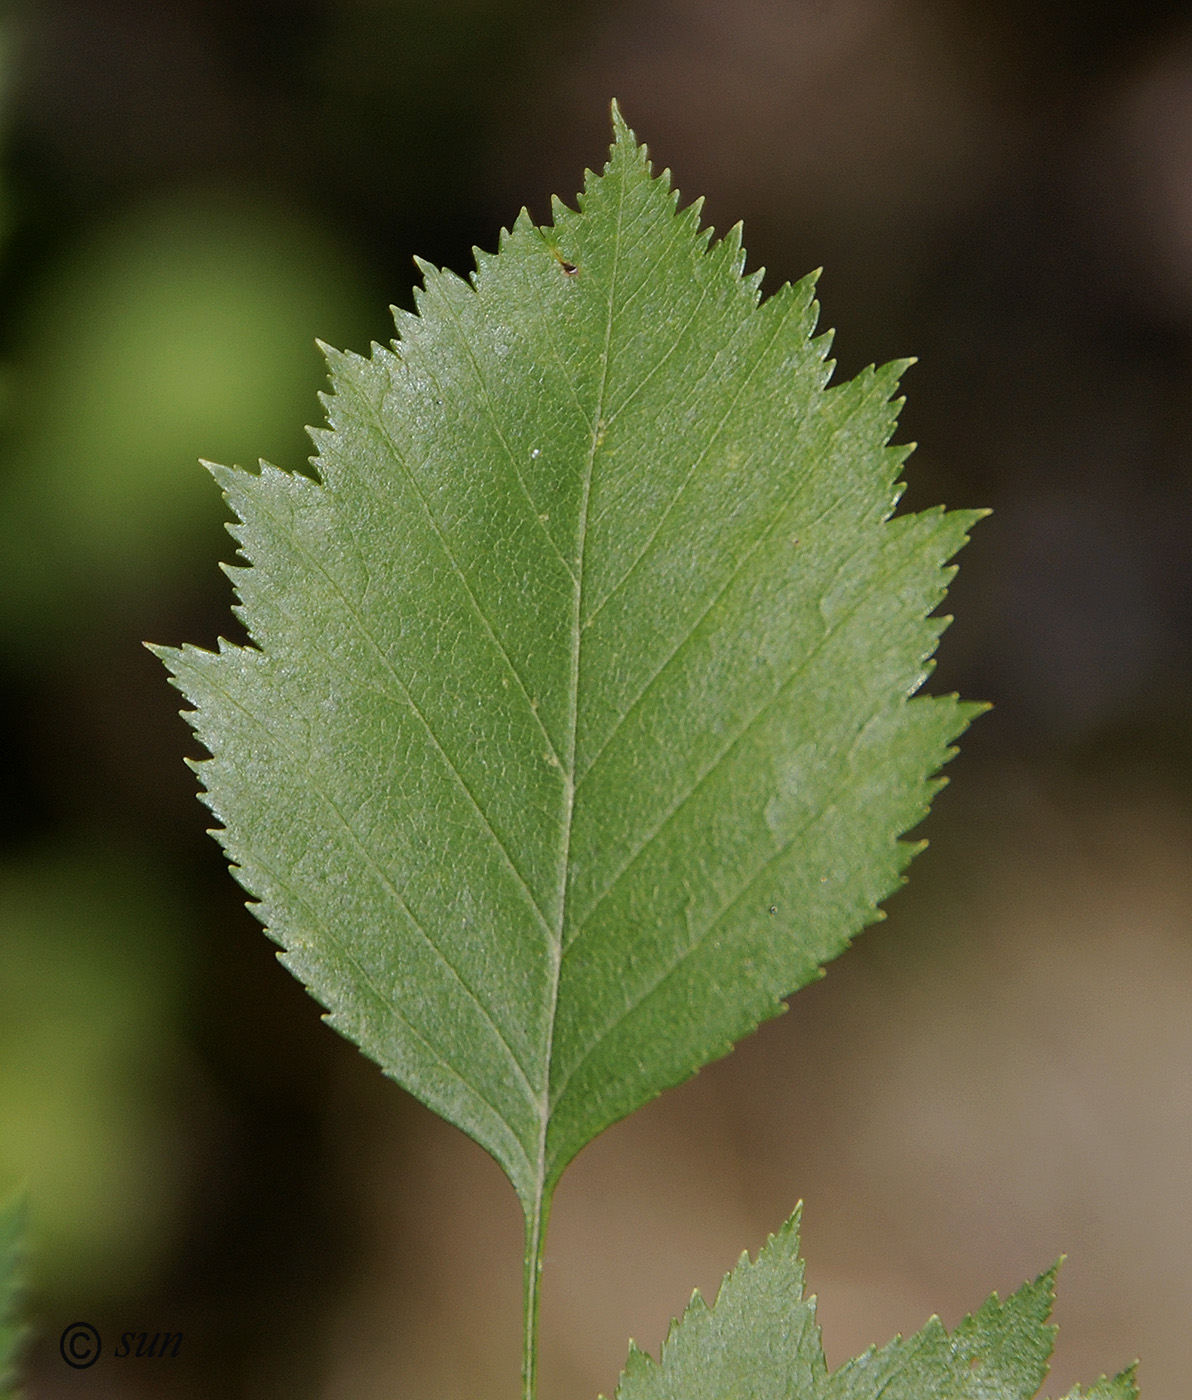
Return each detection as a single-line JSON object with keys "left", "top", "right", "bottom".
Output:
{"left": 154, "top": 103, "right": 1133, "bottom": 1400}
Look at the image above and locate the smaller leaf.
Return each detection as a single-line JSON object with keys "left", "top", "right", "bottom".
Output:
{"left": 613, "top": 1208, "right": 821, "bottom": 1400}
{"left": 0, "top": 1195, "right": 27, "bottom": 1400}
{"left": 611, "top": 1207, "right": 1139, "bottom": 1400}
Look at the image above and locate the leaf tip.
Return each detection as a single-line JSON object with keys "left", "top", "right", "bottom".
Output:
{"left": 411, "top": 255, "right": 439, "bottom": 292}
{"left": 602, "top": 98, "right": 657, "bottom": 187}
{"left": 549, "top": 191, "right": 575, "bottom": 225}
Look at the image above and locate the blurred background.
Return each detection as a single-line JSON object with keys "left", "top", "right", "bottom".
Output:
{"left": 0, "top": 1, "right": 1190, "bottom": 1396}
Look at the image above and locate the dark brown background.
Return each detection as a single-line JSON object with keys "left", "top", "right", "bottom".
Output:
{"left": 1, "top": 2, "right": 1190, "bottom": 1397}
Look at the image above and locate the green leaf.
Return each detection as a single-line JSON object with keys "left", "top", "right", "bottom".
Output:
{"left": 154, "top": 105, "right": 983, "bottom": 1378}
{"left": 0, "top": 1196, "right": 26, "bottom": 1400}
{"left": 613, "top": 1207, "right": 1137, "bottom": 1400}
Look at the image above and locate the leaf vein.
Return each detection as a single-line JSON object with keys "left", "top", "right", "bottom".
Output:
{"left": 350, "top": 374, "right": 566, "bottom": 774}
{"left": 192, "top": 656, "right": 540, "bottom": 1109}
{"left": 242, "top": 844, "right": 535, "bottom": 1182}
{"left": 428, "top": 282, "right": 579, "bottom": 586}
{"left": 567, "top": 488, "right": 887, "bottom": 940}
{"left": 574, "top": 426, "right": 835, "bottom": 795}
{"left": 246, "top": 471, "right": 558, "bottom": 940}
{"left": 582, "top": 295, "right": 801, "bottom": 632}
{"left": 550, "top": 752, "right": 869, "bottom": 1119}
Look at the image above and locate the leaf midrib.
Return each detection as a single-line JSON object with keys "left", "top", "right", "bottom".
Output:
{"left": 536, "top": 166, "right": 628, "bottom": 1207}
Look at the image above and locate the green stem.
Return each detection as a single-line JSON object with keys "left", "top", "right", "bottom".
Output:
{"left": 522, "top": 1189, "right": 553, "bottom": 1400}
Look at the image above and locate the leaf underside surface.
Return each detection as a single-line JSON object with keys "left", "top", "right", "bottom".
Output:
{"left": 157, "top": 106, "right": 985, "bottom": 1217}
{"left": 612, "top": 1207, "right": 1138, "bottom": 1400}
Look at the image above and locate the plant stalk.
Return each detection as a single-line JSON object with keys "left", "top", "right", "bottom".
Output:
{"left": 522, "top": 1190, "right": 553, "bottom": 1400}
